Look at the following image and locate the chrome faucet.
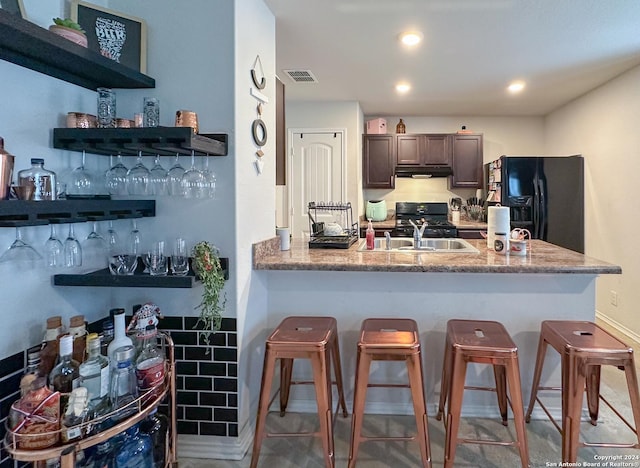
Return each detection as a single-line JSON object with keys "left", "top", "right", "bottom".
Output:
{"left": 409, "top": 219, "right": 427, "bottom": 249}
{"left": 384, "top": 231, "right": 391, "bottom": 250}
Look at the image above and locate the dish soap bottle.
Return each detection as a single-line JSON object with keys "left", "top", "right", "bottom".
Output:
{"left": 366, "top": 220, "right": 375, "bottom": 250}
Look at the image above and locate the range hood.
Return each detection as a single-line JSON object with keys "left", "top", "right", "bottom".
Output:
{"left": 394, "top": 166, "right": 453, "bottom": 178}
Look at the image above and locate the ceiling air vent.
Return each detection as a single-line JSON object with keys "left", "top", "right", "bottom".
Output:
{"left": 283, "top": 69, "right": 318, "bottom": 83}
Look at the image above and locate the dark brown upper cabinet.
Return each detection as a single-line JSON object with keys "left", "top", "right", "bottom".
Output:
{"left": 363, "top": 135, "right": 395, "bottom": 189}
{"left": 449, "top": 133, "right": 484, "bottom": 188}
{"left": 396, "top": 134, "right": 451, "bottom": 166}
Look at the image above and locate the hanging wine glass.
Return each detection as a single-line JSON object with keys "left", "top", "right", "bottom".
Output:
{"left": 43, "top": 224, "right": 63, "bottom": 269}
{"left": 106, "top": 220, "right": 119, "bottom": 252}
{"left": 201, "top": 155, "right": 217, "bottom": 199}
{"left": 167, "top": 154, "right": 185, "bottom": 196}
{"left": 82, "top": 221, "right": 107, "bottom": 270}
{"left": 181, "top": 151, "right": 206, "bottom": 199}
{"left": 64, "top": 224, "right": 82, "bottom": 268}
{"left": 67, "top": 150, "right": 94, "bottom": 196}
{"left": 126, "top": 151, "right": 150, "bottom": 196}
{"left": 128, "top": 219, "right": 143, "bottom": 261}
{"left": 105, "top": 154, "right": 128, "bottom": 196}
{"left": 149, "top": 154, "right": 168, "bottom": 196}
{"left": 0, "top": 227, "right": 42, "bottom": 266}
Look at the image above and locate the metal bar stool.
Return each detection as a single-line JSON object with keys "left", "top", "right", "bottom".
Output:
{"left": 436, "top": 319, "right": 529, "bottom": 468}
{"left": 348, "top": 318, "right": 432, "bottom": 468}
{"left": 525, "top": 320, "right": 640, "bottom": 463}
{"left": 250, "top": 316, "right": 348, "bottom": 468}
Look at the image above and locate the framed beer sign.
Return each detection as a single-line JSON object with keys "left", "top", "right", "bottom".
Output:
{"left": 71, "top": 1, "right": 147, "bottom": 74}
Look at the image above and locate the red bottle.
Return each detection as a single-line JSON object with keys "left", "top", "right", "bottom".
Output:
{"left": 366, "top": 220, "right": 375, "bottom": 250}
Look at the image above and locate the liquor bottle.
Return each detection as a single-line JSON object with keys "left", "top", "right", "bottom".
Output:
{"left": 79, "top": 333, "right": 110, "bottom": 411}
{"left": 61, "top": 386, "right": 90, "bottom": 443}
{"left": 115, "top": 423, "right": 153, "bottom": 468}
{"left": 17, "top": 158, "right": 57, "bottom": 200}
{"left": 140, "top": 409, "right": 168, "bottom": 468}
{"left": 136, "top": 325, "right": 165, "bottom": 398}
{"left": 100, "top": 319, "right": 114, "bottom": 357}
{"left": 49, "top": 334, "right": 80, "bottom": 412}
{"left": 39, "top": 315, "right": 63, "bottom": 377}
{"left": 107, "top": 309, "right": 134, "bottom": 368}
{"left": 84, "top": 439, "right": 115, "bottom": 468}
{"left": 20, "top": 347, "right": 43, "bottom": 396}
{"left": 109, "top": 345, "right": 138, "bottom": 421}
{"left": 69, "top": 314, "right": 87, "bottom": 364}
{"left": 10, "top": 376, "right": 60, "bottom": 449}
{"left": 396, "top": 118, "right": 406, "bottom": 134}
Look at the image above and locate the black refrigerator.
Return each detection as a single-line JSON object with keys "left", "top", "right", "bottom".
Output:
{"left": 495, "top": 155, "right": 584, "bottom": 253}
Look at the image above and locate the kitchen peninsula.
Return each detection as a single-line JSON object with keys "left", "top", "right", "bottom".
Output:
{"left": 252, "top": 238, "right": 620, "bottom": 418}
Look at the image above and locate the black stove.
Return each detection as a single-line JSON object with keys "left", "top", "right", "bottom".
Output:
{"left": 395, "top": 202, "right": 457, "bottom": 238}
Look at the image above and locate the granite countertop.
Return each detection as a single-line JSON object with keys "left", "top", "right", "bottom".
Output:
{"left": 253, "top": 237, "right": 621, "bottom": 274}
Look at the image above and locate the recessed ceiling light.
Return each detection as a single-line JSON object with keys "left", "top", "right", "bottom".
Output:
{"left": 399, "top": 31, "right": 423, "bottom": 47}
{"left": 396, "top": 83, "right": 411, "bottom": 93}
{"left": 507, "top": 81, "right": 526, "bottom": 93}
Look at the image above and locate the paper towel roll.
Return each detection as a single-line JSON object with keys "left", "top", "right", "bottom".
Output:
{"left": 487, "top": 206, "right": 510, "bottom": 249}
{"left": 276, "top": 227, "right": 290, "bottom": 251}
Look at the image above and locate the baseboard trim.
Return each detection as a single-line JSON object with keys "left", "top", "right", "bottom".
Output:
{"left": 596, "top": 311, "right": 640, "bottom": 345}
{"left": 177, "top": 424, "right": 253, "bottom": 461}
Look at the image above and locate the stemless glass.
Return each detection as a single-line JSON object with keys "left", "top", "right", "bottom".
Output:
{"left": 82, "top": 221, "right": 107, "bottom": 270}
{"left": 67, "top": 150, "right": 94, "bottom": 196}
{"left": 126, "top": 152, "right": 150, "bottom": 196}
{"left": 44, "top": 224, "right": 63, "bottom": 269}
{"left": 0, "top": 227, "right": 42, "bottom": 266}
{"left": 201, "top": 156, "right": 217, "bottom": 199}
{"left": 105, "top": 154, "right": 128, "bottom": 196}
{"left": 181, "top": 151, "right": 206, "bottom": 199}
{"left": 170, "top": 238, "right": 189, "bottom": 276}
{"left": 149, "top": 155, "right": 168, "bottom": 196}
{"left": 167, "top": 154, "right": 185, "bottom": 196}
{"left": 148, "top": 241, "right": 168, "bottom": 276}
{"left": 63, "top": 224, "right": 82, "bottom": 268}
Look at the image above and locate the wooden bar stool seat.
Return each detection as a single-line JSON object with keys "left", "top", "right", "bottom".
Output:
{"left": 348, "top": 318, "right": 432, "bottom": 468}
{"left": 436, "top": 319, "right": 529, "bottom": 468}
{"left": 525, "top": 320, "right": 640, "bottom": 463}
{"left": 250, "top": 316, "right": 348, "bottom": 468}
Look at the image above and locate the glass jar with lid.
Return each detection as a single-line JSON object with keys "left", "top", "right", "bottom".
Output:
{"left": 18, "top": 158, "right": 57, "bottom": 200}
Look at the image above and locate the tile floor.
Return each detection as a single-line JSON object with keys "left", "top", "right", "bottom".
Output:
{"left": 179, "top": 321, "right": 640, "bottom": 467}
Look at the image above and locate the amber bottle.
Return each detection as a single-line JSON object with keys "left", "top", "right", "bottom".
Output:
{"left": 39, "top": 315, "right": 63, "bottom": 377}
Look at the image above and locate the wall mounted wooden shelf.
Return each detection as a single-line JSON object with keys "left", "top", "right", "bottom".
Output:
{"left": 53, "top": 257, "right": 229, "bottom": 288}
{"left": 0, "top": 199, "right": 155, "bottom": 227}
{"left": 0, "top": 9, "right": 155, "bottom": 90}
{"left": 53, "top": 128, "right": 228, "bottom": 156}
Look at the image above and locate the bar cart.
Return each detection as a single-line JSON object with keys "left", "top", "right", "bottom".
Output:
{"left": 307, "top": 201, "right": 359, "bottom": 249}
{"left": 4, "top": 332, "right": 178, "bottom": 468}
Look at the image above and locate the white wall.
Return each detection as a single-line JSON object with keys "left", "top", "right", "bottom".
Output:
{"left": 232, "top": 0, "right": 276, "bottom": 441}
{"left": 545, "top": 64, "right": 640, "bottom": 339}
{"left": 284, "top": 100, "right": 364, "bottom": 213}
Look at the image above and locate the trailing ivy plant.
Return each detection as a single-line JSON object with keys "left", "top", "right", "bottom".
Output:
{"left": 192, "top": 241, "right": 227, "bottom": 346}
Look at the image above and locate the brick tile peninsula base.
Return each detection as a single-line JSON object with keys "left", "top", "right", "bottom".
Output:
{"left": 252, "top": 238, "right": 620, "bottom": 420}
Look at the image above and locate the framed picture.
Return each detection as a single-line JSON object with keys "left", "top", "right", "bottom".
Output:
{"left": 0, "top": 0, "right": 25, "bottom": 18}
{"left": 71, "top": 1, "right": 147, "bottom": 73}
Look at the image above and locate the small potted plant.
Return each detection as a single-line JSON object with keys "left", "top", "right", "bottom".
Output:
{"left": 192, "top": 241, "right": 227, "bottom": 346}
{"left": 49, "top": 18, "right": 88, "bottom": 48}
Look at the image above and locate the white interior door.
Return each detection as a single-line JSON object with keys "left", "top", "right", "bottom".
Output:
{"left": 289, "top": 131, "right": 344, "bottom": 238}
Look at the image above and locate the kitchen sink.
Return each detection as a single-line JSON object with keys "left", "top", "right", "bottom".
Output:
{"left": 358, "top": 237, "right": 479, "bottom": 253}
